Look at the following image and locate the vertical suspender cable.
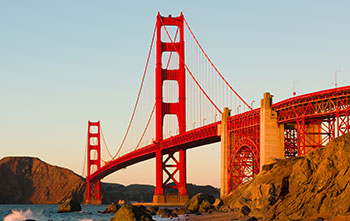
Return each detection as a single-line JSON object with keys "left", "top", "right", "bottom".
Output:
{"left": 183, "top": 18, "right": 252, "bottom": 111}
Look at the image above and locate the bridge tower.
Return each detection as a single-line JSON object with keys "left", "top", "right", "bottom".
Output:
{"left": 153, "top": 12, "right": 188, "bottom": 204}
{"left": 86, "top": 121, "right": 102, "bottom": 204}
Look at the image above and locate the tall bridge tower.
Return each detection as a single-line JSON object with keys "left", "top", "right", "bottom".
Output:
{"left": 153, "top": 13, "right": 188, "bottom": 204}
{"left": 86, "top": 121, "right": 101, "bottom": 204}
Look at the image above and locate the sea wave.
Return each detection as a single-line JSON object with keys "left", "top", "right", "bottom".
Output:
{"left": 3, "top": 209, "right": 46, "bottom": 221}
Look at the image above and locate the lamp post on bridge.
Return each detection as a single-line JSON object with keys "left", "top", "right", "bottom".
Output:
{"left": 293, "top": 81, "right": 299, "bottom": 96}
{"left": 251, "top": 100, "right": 255, "bottom": 109}
{"left": 335, "top": 70, "right": 341, "bottom": 88}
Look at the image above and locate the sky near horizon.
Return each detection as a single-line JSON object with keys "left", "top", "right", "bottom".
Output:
{"left": 1, "top": 1, "right": 349, "bottom": 188}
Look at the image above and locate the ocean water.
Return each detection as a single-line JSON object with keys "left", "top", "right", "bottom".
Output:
{"left": 0, "top": 204, "right": 171, "bottom": 221}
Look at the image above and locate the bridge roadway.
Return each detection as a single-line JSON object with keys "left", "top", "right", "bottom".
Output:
{"left": 87, "top": 86, "right": 350, "bottom": 183}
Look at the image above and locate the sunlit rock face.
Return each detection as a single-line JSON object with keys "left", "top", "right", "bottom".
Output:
{"left": 224, "top": 133, "right": 350, "bottom": 220}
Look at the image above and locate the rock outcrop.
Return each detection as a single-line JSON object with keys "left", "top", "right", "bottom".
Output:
{"left": 101, "top": 202, "right": 120, "bottom": 213}
{"left": 110, "top": 205, "right": 154, "bottom": 221}
{"left": 224, "top": 132, "right": 350, "bottom": 220}
{"left": 57, "top": 198, "right": 81, "bottom": 213}
{"left": 185, "top": 193, "right": 215, "bottom": 214}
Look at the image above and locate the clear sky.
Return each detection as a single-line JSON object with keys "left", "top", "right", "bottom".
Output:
{"left": 1, "top": 1, "right": 349, "bottom": 188}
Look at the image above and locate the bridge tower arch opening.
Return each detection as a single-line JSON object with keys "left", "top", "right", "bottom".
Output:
{"left": 228, "top": 139, "right": 259, "bottom": 193}
{"left": 154, "top": 12, "right": 188, "bottom": 204}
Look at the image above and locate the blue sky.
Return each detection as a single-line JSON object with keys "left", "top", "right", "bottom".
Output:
{"left": 1, "top": 1, "right": 349, "bottom": 187}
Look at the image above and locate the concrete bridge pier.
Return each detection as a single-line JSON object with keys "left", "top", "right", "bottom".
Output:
{"left": 218, "top": 107, "right": 231, "bottom": 199}
{"left": 260, "top": 92, "right": 285, "bottom": 170}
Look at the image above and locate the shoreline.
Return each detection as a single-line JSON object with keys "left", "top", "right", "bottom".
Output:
{"left": 171, "top": 211, "right": 241, "bottom": 220}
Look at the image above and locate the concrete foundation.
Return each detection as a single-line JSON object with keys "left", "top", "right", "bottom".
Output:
{"left": 260, "top": 93, "right": 285, "bottom": 170}
{"left": 152, "top": 194, "right": 188, "bottom": 204}
{"left": 153, "top": 194, "right": 165, "bottom": 204}
{"left": 85, "top": 199, "right": 102, "bottom": 205}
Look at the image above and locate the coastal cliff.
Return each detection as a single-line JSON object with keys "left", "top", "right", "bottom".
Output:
{"left": 0, "top": 157, "right": 86, "bottom": 204}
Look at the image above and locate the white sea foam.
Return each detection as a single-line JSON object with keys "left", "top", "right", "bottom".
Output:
{"left": 3, "top": 208, "right": 45, "bottom": 221}
{"left": 79, "top": 219, "right": 93, "bottom": 221}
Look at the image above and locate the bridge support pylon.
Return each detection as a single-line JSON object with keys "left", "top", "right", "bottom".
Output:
{"left": 260, "top": 93, "right": 285, "bottom": 170}
{"left": 153, "top": 12, "right": 188, "bottom": 204}
{"left": 218, "top": 107, "right": 231, "bottom": 199}
{"left": 86, "top": 121, "right": 102, "bottom": 204}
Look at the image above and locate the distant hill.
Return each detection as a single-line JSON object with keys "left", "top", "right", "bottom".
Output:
{"left": 0, "top": 156, "right": 219, "bottom": 204}
{"left": 103, "top": 182, "right": 220, "bottom": 203}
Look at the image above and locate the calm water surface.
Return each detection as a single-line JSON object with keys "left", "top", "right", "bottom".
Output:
{"left": 0, "top": 204, "right": 170, "bottom": 221}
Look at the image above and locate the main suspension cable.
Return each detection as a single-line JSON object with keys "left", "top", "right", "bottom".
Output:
{"left": 101, "top": 127, "right": 114, "bottom": 159}
{"left": 134, "top": 103, "right": 156, "bottom": 151}
{"left": 160, "top": 18, "right": 222, "bottom": 114}
{"left": 113, "top": 23, "right": 157, "bottom": 159}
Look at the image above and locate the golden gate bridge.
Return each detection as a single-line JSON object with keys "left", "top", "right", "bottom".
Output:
{"left": 84, "top": 13, "right": 350, "bottom": 204}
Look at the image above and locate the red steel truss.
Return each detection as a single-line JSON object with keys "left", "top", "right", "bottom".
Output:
{"left": 86, "top": 121, "right": 101, "bottom": 204}
{"left": 274, "top": 86, "right": 350, "bottom": 156}
{"left": 227, "top": 110, "right": 260, "bottom": 192}
{"left": 284, "top": 125, "right": 298, "bottom": 158}
{"left": 87, "top": 122, "right": 220, "bottom": 183}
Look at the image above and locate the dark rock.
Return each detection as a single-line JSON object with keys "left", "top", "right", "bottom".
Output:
{"left": 247, "top": 216, "right": 258, "bottom": 221}
{"left": 184, "top": 193, "right": 215, "bottom": 213}
{"left": 156, "top": 208, "right": 173, "bottom": 218}
{"left": 57, "top": 198, "right": 81, "bottom": 213}
{"left": 147, "top": 206, "right": 158, "bottom": 215}
{"left": 110, "top": 205, "right": 154, "bottom": 221}
{"left": 138, "top": 205, "right": 150, "bottom": 214}
{"left": 161, "top": 210, "right": 178, "bottom": 218}
{"left": 101, "top": 202, "right": 120, "bottom": 213}
{"left": 173, "top": 208, "right": 189, "bottom": 215}
{"left": 239, "top": 205, "right": 251, "bottom": 217}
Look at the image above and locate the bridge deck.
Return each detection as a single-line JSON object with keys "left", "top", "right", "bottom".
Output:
{"left": 88, "top": 86, "right": 350, "bottom": 182}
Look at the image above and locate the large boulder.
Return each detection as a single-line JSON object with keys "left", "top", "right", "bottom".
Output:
{"left": 224, "top": 133, "right": 350, "bottom": 220}
{"left": 110, "top": 204, "right": 154, "bottom": 221}
{"left": 57, "top": 198, "right": 81, "bottom": 213}
{"left": 185, "top": 193, "right": 215, "bottom": 213}
{"left": 102, "top": 202, "right": 120, "bottom": 213}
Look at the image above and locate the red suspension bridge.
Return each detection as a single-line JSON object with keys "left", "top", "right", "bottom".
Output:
{"left": 84, "top": 13, "right": 350, "bottom": 204}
